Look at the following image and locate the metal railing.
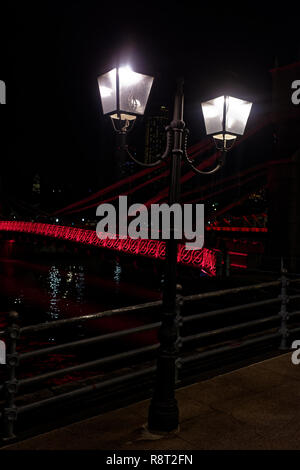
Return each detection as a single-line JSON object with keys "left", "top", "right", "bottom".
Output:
{"left": 1, "top": 271, "right": 300, "bottom": 441}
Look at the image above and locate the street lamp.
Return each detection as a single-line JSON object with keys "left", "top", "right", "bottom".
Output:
{"left": 97, "top": 66, "right": 252, "bottom": 433}
{"left": 98, "top": 65, "right": 154, "bottom": 133}
{"left": 201, "top": 95, "right": 252, "bottom": 151}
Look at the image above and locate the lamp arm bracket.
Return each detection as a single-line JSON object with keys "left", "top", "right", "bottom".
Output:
{"left": 183, "top": 129, "right": 224, "bottom": 175}
{"left": 123, "top": 146, "right": 166, "bottom": 167}
{"left": 121, "top": 125, "right": 174, "bottom": 168}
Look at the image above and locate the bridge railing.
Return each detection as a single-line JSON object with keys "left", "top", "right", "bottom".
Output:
{"left": 1, "top": 274, "right": 300, "bottom": 442}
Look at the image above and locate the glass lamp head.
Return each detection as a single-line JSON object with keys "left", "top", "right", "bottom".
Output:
{"left": 98, "top": 66, "right": 154, "bottom": 127}
{"left": 201, "top": 95, "right": 252, "bottom": 150}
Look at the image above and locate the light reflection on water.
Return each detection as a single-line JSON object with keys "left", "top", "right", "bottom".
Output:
{"left": 46, "top": 264, "right": 87, "bottom": 341}
{"left": 48, "top": 266, "right": 61, "bottom": 320}
{"left": 113, "top": 260, "right": 122, "bottom": 296}
{"left": 114, "top": 261, "right": 122, "bottom": 284}
{"left": 13, "top": 294, "right": 24, "bottom": 307}
{"left": 0, "top": 239, "right": 162, "bottom": 337}
{"left": 74, "top": 265, "right": 85, "bottom": 303}
{"left": 47, "top": 264, "right": 87, "bottom": 321}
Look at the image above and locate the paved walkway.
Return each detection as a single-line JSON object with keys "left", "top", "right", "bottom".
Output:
{"left": 2, "top": 352, "right": 300, "bottom": 450}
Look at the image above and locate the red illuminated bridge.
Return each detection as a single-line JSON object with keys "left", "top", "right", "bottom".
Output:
{"left": 0, "top": 221, "right": 218, "bottom": 276}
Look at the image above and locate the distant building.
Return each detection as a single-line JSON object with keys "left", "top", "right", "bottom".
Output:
{"left": 144, "top": 105, "right": 169, "bottom": 163}
{"left": 32, "top": 173, "right": 41, "bottom": 195}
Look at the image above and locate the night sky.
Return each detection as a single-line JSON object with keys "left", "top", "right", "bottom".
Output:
{"left": 0, "top": 2, "right": 299, "bottom": 210}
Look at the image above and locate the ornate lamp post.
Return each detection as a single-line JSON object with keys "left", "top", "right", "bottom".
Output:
{"left": 98, "top": 65, "right": 252, "bottom": 432}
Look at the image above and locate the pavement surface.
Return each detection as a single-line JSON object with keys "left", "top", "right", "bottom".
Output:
{"left": 2, "top": 352, "right": 300, "bottom": 450}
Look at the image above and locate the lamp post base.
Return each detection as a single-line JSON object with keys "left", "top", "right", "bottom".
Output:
{"left": 148, "top": 399, "right": 179, "bottom": 433}
{"left": 147, "top": 305, "right": 181, "bottom": 433}
{"left": 141, "top": 423, "right": 180, "bottom": 440}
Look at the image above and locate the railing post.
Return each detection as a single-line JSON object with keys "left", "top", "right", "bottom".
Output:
{"left": 225, "top": 251, "right": 230, "bottom": 277}
{"left": 278, "top": 264, "right": 289, "bottom": 350}
{"left": 2, "top": 311, "right": 19, "bottom": 441}
{"left": 215, "top": 251, "right": 223, "bottom": 278}
{"left": 175, "top": 286, "right": 183, "bottom": 385}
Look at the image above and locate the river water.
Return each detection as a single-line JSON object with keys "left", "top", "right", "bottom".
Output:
{"left": 0, "top": 237, "right": 167, "bottom": 386}
{"left": 0, "top": 239, "right": 163, "bottom": 328}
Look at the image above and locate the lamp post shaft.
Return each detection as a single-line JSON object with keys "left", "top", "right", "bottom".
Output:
{"left": 148, "top": 79, "right": 184, "bottom": 432}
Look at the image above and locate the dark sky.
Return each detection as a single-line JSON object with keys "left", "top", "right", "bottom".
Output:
{"left": 0, "top": 2, "right": 299, "bottom": 208}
